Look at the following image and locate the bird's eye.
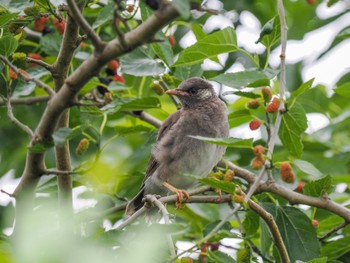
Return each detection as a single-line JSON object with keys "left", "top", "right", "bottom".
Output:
{"left": 188, "top": 88, "right": 198, "bottom": 95}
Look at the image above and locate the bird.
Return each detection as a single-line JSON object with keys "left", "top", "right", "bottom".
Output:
{"left": 126, "top": 77, "right": 229, "bottom": 216}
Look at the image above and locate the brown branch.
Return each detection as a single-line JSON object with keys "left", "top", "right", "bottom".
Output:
{"left": 0, "top": 55, "right": 55, "bottom": 97}
{"left": 248, "top": 199, "right": 290, "bottom": 263}
{"left": 25, "top": 57, "right": 53, "bottom": 72}
{"left": 66, "top": 0, "right": 105, "bottom": 51}
{"left": 125, "top": 111, "right": 163, "bottom": 128}
{"left": 319, "top": 221, "right": 350, "bottom": 241}
{"left": 0, "top": 96, "right": 50, "bottom": 106}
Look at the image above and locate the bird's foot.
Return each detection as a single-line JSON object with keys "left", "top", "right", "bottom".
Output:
{"left": 215, "top": 188, "right": 222, "bottom": 201}
{"left": 163, "top": 182, "right": 190, "bottom": 208}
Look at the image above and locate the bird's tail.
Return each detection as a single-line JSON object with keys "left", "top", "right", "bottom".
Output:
{"left": 125, "top": 188, "right": 145, "bottom": 216}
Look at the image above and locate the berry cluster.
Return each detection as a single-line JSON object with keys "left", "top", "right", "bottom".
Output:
{"left": 251, "top": 145, "right": 266, "bottom": 170}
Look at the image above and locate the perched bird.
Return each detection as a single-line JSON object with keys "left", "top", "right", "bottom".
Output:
{"left": 126, "top": 77, "right": 229, "bottom": 216}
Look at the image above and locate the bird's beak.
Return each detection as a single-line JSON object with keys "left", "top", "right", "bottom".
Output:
{"left": 166, "top": 89, "right": 188, "bottom": 96}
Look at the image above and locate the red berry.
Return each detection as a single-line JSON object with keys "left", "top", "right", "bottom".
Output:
{"left": 9, "top": 69, "right": 17, "bottom": 80}
{"left": 251, "top": 156, "right": 265, "bottom": 170}
{"left": 168, "top": 35, "right": 176, "bottom": 48}
{"left": 34, "top": 16, "right": 49, "bottom": 32}
{"left": 113, "top": 74, "right": 125, "bottom": 83}
{"left": 280, "top": 162, "right": 295, "bottom": 183}
{"left": 28, "top": 53, "right": 43, "bottom": 67}
{"left": 307, "top": 0, "right": 317, "bottom": 4}
{"left": 249, "top": 119, "right": 261, "bottom": 130}
{"left": 253, "top": 145, "right": 265, "bottom": 156}
{"left": 294, "top": 181, "right": 305, "bottom": 193}
{"left": 108, "top": 60, "right": 120, "bottom": 71}
{"left": 80, "top": 42, "right": 87, "bottom": 48}
{"left": 312, "top": 219, "right": 319, "bottom": 229}
{"left": 262, "top": 87, "right": 272, "bottom": 103}
{"left": 54, "top": 18, "right": 65, "bottom": 34}
{"left": 266, "top": 97, "right": 281, "bottom": 113}
{"left": 247, "top": 99, "right": 260, "bottom": 109}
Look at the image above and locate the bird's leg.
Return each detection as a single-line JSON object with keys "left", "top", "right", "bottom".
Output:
{"left": 215, "top": 188, "right": 222, "bottom": 201}
{"left": 163, "top": 182, "right": 190, "bottom": 208}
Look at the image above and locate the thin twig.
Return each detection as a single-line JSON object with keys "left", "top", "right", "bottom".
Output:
{"left": 115, "top": 206, "right": 148, "bottom": 230}
{"left": 66, "top": 0, "right": 105, "bottom": 51}
{"left": 125, "top": 111, "right": 163, "bottom": 128}
{"left": 25, "top": 57, "right": 53, "bottom": 72}
{"left": 0, "top": 55, "right": 55, "bottom": 97}
{"left": 0, "top": 96, "right": 50, "bottom": 106}
{"left": 319, "top": 221, "right": 350, "bottom": 241}
{"left": 0, "top": 189, "right": 15, "bottom": 197}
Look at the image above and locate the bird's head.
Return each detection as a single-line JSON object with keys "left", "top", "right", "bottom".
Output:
{"left": 166, "top": 77, "right": 216, "bottom": 108}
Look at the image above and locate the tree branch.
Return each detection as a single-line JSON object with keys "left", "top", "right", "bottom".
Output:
{"left": 25, "top": 57, "right": 53, "bottom": 72}
{"left": 0, "top": 96, "right": 50, "bottom": 106}
{"left": 66, "top": 0, "right": 105, "bottom": 51}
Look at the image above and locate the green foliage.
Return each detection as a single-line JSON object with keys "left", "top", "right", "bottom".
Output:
{"left": 1, "top": 0, "right": 350, "bottom": 262}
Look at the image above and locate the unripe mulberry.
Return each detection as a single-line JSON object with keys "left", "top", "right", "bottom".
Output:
{"left": 266, "top": 97, "right": 281, "bottom": 113}
{"left": 24, "top": 6, "right": 41, "bottom": 18}
{"left": 9, "top": 69, "right": 17, "bottom": 80}
{"left": 162, "top": 73, "right": 174, "bottom": 85}
{"left": 12, "top": 52, "right": 27, "bottom": 61}
{"left": 261, "top": 87, "right": 272, "bottom": 103}
{"left": 224, "top": 169, "right": 234, "bottom": 182}
{"left": 280, "top": 162, "right": 295, "bottom": 183}
{"left": 251, "top": 156, "right": 265, "bottom": 170}
{"left": 167, "top": 35, "right": 176, "bottom": 48}
{"left": 249, "top": 119, "right": 261, "bottom": 130}
{"left": 247, "top": 99, "right": 260, "bottom": 109}
{"left": 150, "top": 82, "right": 165, "bottom": 95}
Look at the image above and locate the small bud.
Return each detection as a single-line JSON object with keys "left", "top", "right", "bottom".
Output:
{"left": 266, "top": 97, "right": 281, "bottom": 113}
{"left": 261, "top": 87, "right": 272, "bottom": 103}
{"left": 249, "top": 119, "right": 261, "bottom": 131}
{"left": 162, "top": 73, "right": 174, "bottom": 85}
{"left": 247, "top": 99, "right": 260, "bottom": 109}
{"left": 280, "top": 162, "right": 295, "bottom": 183}
{"left": 253, "top": 145, "right": 265, "bottom": 156}
{"left": 294, "top": 181, "right": 305, "bottom": 193}
{"left": 76, "top": 138, "right": 90, "bottom": 155}
{"left": 224, "top": 169, "right": 234, "bottom": 182}
{"left": 12, "top": 52, "right": 27, "bottom": 61}
{"left": 312, "top": 219, "right": 319, "bottom": 229}
{"left": 150, "top": 82, "right": 165, "bottom": 95}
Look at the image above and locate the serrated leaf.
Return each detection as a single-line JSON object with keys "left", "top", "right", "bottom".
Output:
{"left": 189, "top": 136, "right": 253, "bottom": 148}
{"left": 263, "top": 204, "right": 320, "bottom": 262}
{"left": 0, "top": 36, "right": 18, "bottom": 56}
{"left": 101, "top": 97, "right": 161, "bottom": 114}
{"left": 172, "top": 0, "right": 190, "bottom": 19}
{"left": 279, "top": 102, "right": 308, "bottom": 157}
{"left": 40, "top": 32, "right": 62, "bottom": 56}
{"left": 120, "top": 48, "right": 165, "bottom": 76}
{"left": 211, "top": 69, "right": 275, "bottom": 89}
{"left": 334, "top": 82, "right": 350, "bottom": 98}
{"left": 28, "top": 139, "right": 54, "bottom": 153}
{"left": 0, "top": 12, "right": 19, "bottom": 27}
{"left": 172, "top": 27, "right": 237, "bottom": 67}
{"left": 293, "top": 159, "right": 323, "bottom": 178}
{"left": 321, "top": 236, "right": 350, "bottom": 260}
{"left": 207, "top": 250, "right": 236, "bottom": 263}
{"left": 292, "top": 78, "right": 315, "bottom": 99}
{"left": 199, "top": 177, "right": 236, "bottom": 193}
{"left": 303, "top": 175, "right": 333, "bottom": 197}
{"left": 243, "top": 209, "right": 260, "bottom": 237}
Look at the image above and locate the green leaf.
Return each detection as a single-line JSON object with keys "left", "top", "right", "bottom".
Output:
{"left": 189, "top": 136, "right": 253, "bottom": 148}
{"left": 207, "top": 250, "right": 236, "bottom": 263}
{"left": 211, "top": 69, "right": 275, "bottom": 89}
{"left": 303, "top": 175, "right": 333, "bottom": 197}
{"left": 52, "top": 127, "right": 86, "bottom": 147}
{"left": 101, "top": 97, "right": 161, "bottom": 114}
{"left": 92, "top": 2, "right": 114, "bottom": 28}
{"left": 172, "top": 27, "right": 238, "bottom": 67}
{"left": 337, "top": 26, "right": 350, "bottom": 39}
{"left": 293, "top": 159, "right": 323, "bottom": 178}
{"left": 40, "top": 32, "right": 62, "bottom": 56}
{"left": 80, "top": 77, "right": 105, "bottom": 95}
{"left": 260, "top": 16, "right": 281, "bottom": 48}
{"left": 0, "top": 12, "right": 19, "bottom": 27}
{"left": 243, "top": 209, "right": 260, "bottom": 237}
{"left": 151, "top": 32, "right": 174, "bottom": 66}
{"left": 321, "top": 236, "right": 350, "bottom": 260}
{"left": 279, "top": 102, "right": 308, "bottom": 157}
{"left": 199, "top": 177, "right": 236, "bottom": 193}
{"left": 115, "top": 125, "right": 155, "bottom": 135}
{"left": 306, "top": 257, "right": 328, "bottom": 263}
{"left": 0, "top": 36, "right": 18, "bottom": 56}
{"left": 263, "top": 204, "right": 320, "bottom": 262}
{"left": 28, "top": 139, "right": 54, "bottom": 153}
{"left": 173, "top": 63, "right": 203, "bottom": 81}
{"left": 228, "top": 110, "right": 253, "bottom": 128}
{"left": 13, "top": 80, "right": 36, "bottom": 97}
{"left": 334, "top": 82, "right": 350, "bottom": 98}
{"left": 120, "top": 48, "right": 165, "bottom": 76}
{"left": 292, "top": 78, "right": 315, "bottom": 99}
{"left": 172, "top": 0, "right": 190, "bottom": 19}
{"left": 227, "top": 91, "right": 261, "bottom": 99}
{"left": 191, "top": 23, "right": 206, "bottom": 40}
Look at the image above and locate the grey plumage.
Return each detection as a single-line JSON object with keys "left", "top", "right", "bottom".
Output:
{"left": 126, "top": 77, "right": 229, "bottom": 215}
